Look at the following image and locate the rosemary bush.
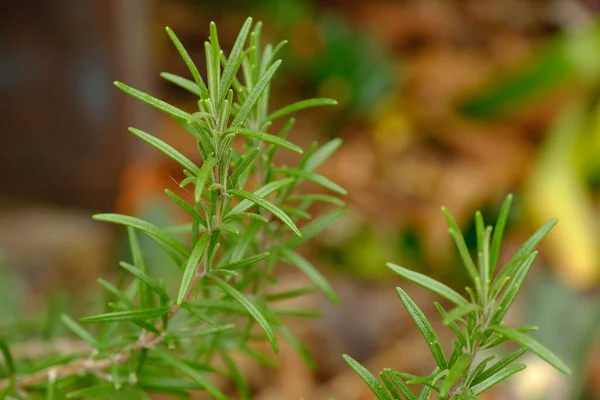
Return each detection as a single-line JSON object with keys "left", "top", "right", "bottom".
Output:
{"left": 0, "top": 17, "right": 345, "bottom": 399}
{"left": 344, "top": 194, "right": 571, "bottom": 399}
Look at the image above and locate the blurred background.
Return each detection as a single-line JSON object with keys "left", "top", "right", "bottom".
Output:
{"left": 1, "top": 0, "right": 599, "bottom": 399}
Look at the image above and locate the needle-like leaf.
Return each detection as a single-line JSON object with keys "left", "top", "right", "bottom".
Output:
{"left": 442, "top": 207, "right": 479, "bottom": 289}
{"left": 439, "top": 353, "right": 470, "bottom": 399}
{"left": 177, "top": 235, "right": 210, "bottom": 305}
{"left": 195, "top": 157, "right": 217, "bottom": 203}
{"left": 470, "top": 364, "right": 526, "bottom": 395}
{"left": 227, "top": 178, "right": 294, "bottom": 215}
{"left": 160, "top": 72, "right": 202, "bottom": 97}
{"left": 281, "top": 248, "right": 339, "bottom": 304}
{"left": 209, "top": 276, "right": 278, "bottom": 353}
{"left": 234, "top": 129, "right": 303, "bottom": 154}
{"left": 267, "top": 98, "right": 338, "bottom": 121}
{"left": 129, "top": 127, "right": 200, "bottom": 175}
{"left": 219, "top": 17, "right": 253, "bottom": 106}
{"left": 490, "top": 325, "right": 571, "bottom": 375}
{"left": 229, "top": 189, "right": 301, "bottom": 236}
{"left": 396, "top": 288, "right": 447, "bottom": 369}
{"left": 60, "top": 315, "right": 99, "bottom": 348}
{"left": 489, "top": 194, "right": 513, "bottom": 276}
{"left": 231, "top": 60, "right": 282, "bottom": 127}
{"left": 165, "top": 27, "right": 209, "bottom": 100}
{"left": 153, "top": 348, "right": 226, "bottom": 400}
{"left": 79, "top": 307, "right": 169, "bottom": 323}
{"left": 114, "top": 82, "right": 191, "bottom": 120}
{"left": 343, "top": 355, "right": 392, "bottom": 400}
{"left": 274, "top": 167, "right": 347, "bottom": 195}
{"left": 119, "top": 261, "right": 170, "bottom": 302}
{"left": 387, "top": 263, "right": 468, "bottom": 306}
{"left": 93, "top": 214, "right": 189, "bottom": 258}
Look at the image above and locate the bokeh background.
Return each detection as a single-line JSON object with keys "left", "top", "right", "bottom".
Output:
{"left": 1, "top": 0, "right": 599, "bottom": 399}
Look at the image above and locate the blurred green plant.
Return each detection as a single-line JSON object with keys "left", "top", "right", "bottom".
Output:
{"left": 0, "top": 17, "right": 345, "bottom": 399}
{"left": 459, "top": 22, "right": 600, "bottom": 118}
{"left": 344, "top": 195, "right": 571, "bottom": 399}
{"left": 308, "top": 14, "right": 395, "bottom": 116}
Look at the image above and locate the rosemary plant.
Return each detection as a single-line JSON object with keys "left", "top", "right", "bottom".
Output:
{"left": 0, "top": 18, "right": 345, "bottom": 399}
{"left": 344, "top": 195, "right": 571, "bottom": 399}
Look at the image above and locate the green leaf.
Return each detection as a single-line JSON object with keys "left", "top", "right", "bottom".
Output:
{"left": 164, "top": 189, "right": 206, "bottom": 227}
{"left": 443, "top": 303, "right": 480, "bottom": 326}
{"left": 490, "top": 325, "right": 571, "bottom": 375}
{"left": 232, "top": 60, "right": 282, "bottom": 127}
{"left": 138, "top": 377, "right": 203, "bottom": 396}
{"left": 180, "top": 302, "right": 214, "bottom": 325}
{"left": 169, "top": 323, "right": 235, "bottom": 338}
{"left": 441, "top": 207, "right": 480, "bottom": 290}
{"left": 267, "top": 98, "right": 337, "bottom": 121}
{"left": 489, "top": 194, "right": 512, "bottom": 276}
{"left": 396, "top": 288, "right": 447, "bottom": 369}
{"left": 195, "top": 157, "right": 217, "bottom": 203}
{"left": 223, "top": 212, "right": 268, "bottom": 224}
{"left": 235, "top": 128, "right": 303, "bottom": 154}
{"left": 0, "top": 337, "right": 15, "bottom": 385}
{"left": 60, "top": 314, "right": 99, "bottom": 348}
{"left": 434, "top": 302, "right": 467, "bottom": 346}
{"left": 289, "top": 193, "right": 345, "bottom": 206}
{"left": 209, "top": 275, "right": 278, "bottom": 353}
{"left": 274, "top": 167, "right": 347, "bottom": 195}
{"left": 386, "top": 263, "right": 468, "bottom": 306}
{"left": 482, "top": 325, "right": 538, "bottom": 349}
{"left": 187, "top": 111, "right": 214, "bottom": 124}
{"left": 266, "top": 118, "right": 296, "bottom": 162}
{"left": 277, "top": 324, "right": 316, "bottom": 369}
{"left": 230, "top": 148, "right": 260, "bottom": 186}
{"left": 305, "top": 138, "right": 343, "bottom": 171}
{"left": 208, "top": 22, "right": 221, "bottom": 105}
{"left": 153, "top": 348, "right": 226, "bottom": 400}
{"left": 114, "top": 82, "right": 190, "bottom": 120}
{"left": 439, "top": 353, "right": 470, "bottom": 399}
{"left": 177, "top": 234, "right": 210, "bottom": 305}
{"left": 160, "top": 72, "right": 201, "bottom": 97}
{"left": 165, "top": 27, "right": 209, "bottom": 100}
{"left": 79, "top": 307, "right": 169, "bottom": 323}
{"left": 93, "top": 214, "right": 189, "bottom": 259}
{"left": 491, "top": 251, "right": 537, "bottom": 325}
{"left": 279, "top": 205, "right": 311, "bottom": 220}
{"left": 418, "top": 384, "right": 431, "bottom": 400}
{"left": 220, "top": 347, "right": 250, "bottom": 400}
{"left": 219, "top": 17, "right": 252, "bottom": 106}
{"left": 343, "top": 355, "right": 392, "bottom": 400}
{"left": 285, "top": 208, "right": 347, "bottom": 247}
{"left": 470, "top": 364, "right": 526, "bottom": 395}
{"left": 466, "top": 354, "right": 496, "bottom": 386}
{"left": 98, "top": 278, "right": 135, "bottom": 308}
{"left": 66, "top": 382, "right": 115, "bottom": 399}
{"left": 229, "top": 189, "right": 301, "bottom": 236}
{"left": 217, "top": 252, "right": 270, "bottom": 271}
{"left": 381, "top": 369, "right": 418, "bottom": 400}
{"left": 46, "top": 373, "right": 57, "bottom": 400}
{"left": 266, "top": 287, "right": 317, "bottom": 302}
{"left": 129, "top": 127, "right": 200, "bottom": 175}
{"left": 495, "top": 219, "right": 557, "bottom": 284}
{"left": 380, "top": 372, "right": 404, "bottom": 400}
{"left": 472, "top": 347, "right": 527, "bottom": 385}
{"left": 228, "top": 178, "right": 294, "bottom": 215}
{"left": 128, "top": 228, "right": 151, "bottom": 309}
{"left": 280, "top": 248, "right": 338, "bottom": 304}
{"left": 119, "top": 262, "right": 169, "bottom": 302}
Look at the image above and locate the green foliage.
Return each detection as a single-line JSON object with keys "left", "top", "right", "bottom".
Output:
{"left": 344, "top": 195, "right": 570, "bottom": 399}
{"left": 0, "top": 17, "right": 344, "bottom": 398}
